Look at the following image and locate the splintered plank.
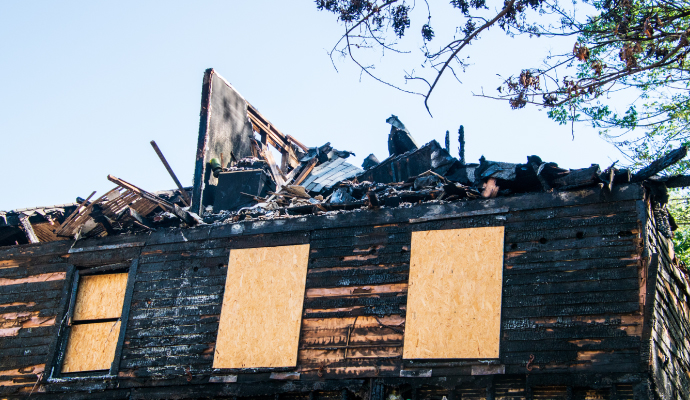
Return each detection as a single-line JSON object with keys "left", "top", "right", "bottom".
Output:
{"left": 301, "top": 315, "right": 404, "bottom": 330}
{"left": 0, "top": 318, "right": 55, "bottom": 338}
{"left": 73, "top": 273, "right": 128, "bottom": 321}
{"left": 0, "top": 260, "right": 21, "bottom": 270}
{"left": 306, "top": 283, "right": 408, "bottom": 298}
{"left": 61, "top": 321, "right": 121, "bottom": 373}
{"left": 404, "top": 227, "right": 504, "bottom": 359}
{"left": 213, "top": 244, "right": 309, "bottom": 369}
{"left": 298, "top": 346, "right": 402, "bottom": 365}
{"left": 0, "top": 272, "right": 66, "bottom": 287}
{"left": 300, "top": 325, "right": 403, "bottom": 348}
{"left": 0, "top": 364, "right": 44, "bottom": 380}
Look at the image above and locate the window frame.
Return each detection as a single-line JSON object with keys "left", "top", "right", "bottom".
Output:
{"left": 45, "top": 258, "right": 138, "bottom": 380}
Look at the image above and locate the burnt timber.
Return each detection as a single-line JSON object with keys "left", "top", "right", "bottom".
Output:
{"left": 1, "top": 68, "right": 689, "bottom": 400}
{"left": 0, "top": 183, "right": 688, "bottom": 400}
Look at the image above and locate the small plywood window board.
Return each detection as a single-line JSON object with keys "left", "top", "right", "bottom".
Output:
{"left": 213, "top": 244, "right": 310, "bottom": 369}
{"left": 61, "top": 321, "right": 122, "bottom": 373}
{"left": 73, "top": 273, "right": 128, "bottom": 321}
{"left": 403, "top": 227, "right": 504, "bottom": 359}
{"left": 61, "top": 272, "right": 128, "bottom": 373}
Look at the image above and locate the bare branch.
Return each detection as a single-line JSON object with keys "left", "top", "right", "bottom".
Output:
{"left": 422, "top": 0, "right": 517, "bottom": 115}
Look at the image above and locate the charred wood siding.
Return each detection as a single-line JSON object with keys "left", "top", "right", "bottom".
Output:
{"left": 645, "top": 200, "right": 690, "bottom": 400}
{"left": 0, "top": 235, "right": 141, "bottom": 396}
{"left": 300, "top": 198, "right": 644, "bottom": 380}
{"left": 0, "top": 242, "right": 69, "bottom": 394}
{"left": 0, "top": 184, "right": 663, "bottom": 399}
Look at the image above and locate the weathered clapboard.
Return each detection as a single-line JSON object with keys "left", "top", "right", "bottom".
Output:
{"left": 0, "top": 183, "right": 686, "bottom": 400}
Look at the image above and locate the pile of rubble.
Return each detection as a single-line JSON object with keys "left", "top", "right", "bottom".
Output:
{"left": 2, "top": 102, "right": 689, "bottom": 247}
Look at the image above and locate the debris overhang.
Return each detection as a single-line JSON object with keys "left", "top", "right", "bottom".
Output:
{"left": 2, "top": 69, "right": 690, "bottom": 247}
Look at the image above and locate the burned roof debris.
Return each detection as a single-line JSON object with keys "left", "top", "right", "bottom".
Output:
{"left": 386, "top": 114, "right": 418, "bottom": 156}
{"left": 2, "top": 69, "right": 690, "bottom": 247}
{"left": 2, "top": 68, "right": 690, "bottom": 400}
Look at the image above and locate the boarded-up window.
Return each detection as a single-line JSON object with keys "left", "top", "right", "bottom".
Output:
{"left": 403, "top": 227, "right": 504, "bottom": 359}
{"left": 213, "top": 244, "right": 310, "bottom": 369}
{"left": 61, "top": 273, "right": 128, "bottom": 373}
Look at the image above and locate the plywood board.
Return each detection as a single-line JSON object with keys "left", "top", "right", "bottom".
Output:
{"left": 73, "top": 273, "right": 128, "bottom": 321}
{"left": 213, "top": 244, "right": 310, "bottom": 369}
{"left": 403, "top": 227, "right": 504, "bottom": 359}
{"left": 61, "top": 321, "right": 121, "bottom": 373}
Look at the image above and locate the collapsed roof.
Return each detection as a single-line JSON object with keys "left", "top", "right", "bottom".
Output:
{"left": 2, "top": 68, "right": 690, "bottom": 247}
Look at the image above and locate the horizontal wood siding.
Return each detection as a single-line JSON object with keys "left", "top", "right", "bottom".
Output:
{"left": 0, "top": 241, "right": 71, "bottom": 396}
{"left": 297, "top": 198, "right": 644, "bottom": 382}
{"left": 0, "top": 184, "right": 661, "bottom": 399}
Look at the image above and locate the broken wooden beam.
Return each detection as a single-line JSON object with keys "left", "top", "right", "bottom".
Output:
{"left": 654, "top": 174, "right": 690, "bottom": 188}
{"left": 284, "top": 164, "right": 303, "bottom": 185}
{"left": 107, "top": 175, "right": 201, "bottom": 227}
{"left": 55, "top": 190, "right": 102, "bottom": 237}
{"left": 18, "top": 214, "right": 39, "bottom": 244}
{"left": 247, "top": 103, "right": 305, "bottom": 169}
{"left": 552, "top": 164, "right": 601, "bottom": 190}
{"left": 108, "top": 175, "right": 175, "bottom": 210}
{"left": 293, "top": 158, "right": 318, "bottom": 186}
{"left": 258, "top": 146, "right": 286, "bottom": 189}
{"left": 117, "top": 207, "right": 154, "bottom": 231}
{"left": 286, "top": 135, "right": 308, "bottom": 152}
{"left": 173, "top": 204, "right": 203, "bottom": 226}
{"left": 531, "top": 163, "right": 551, "bottom": 191}
{"left": 150, "top": 140, "right": 191, "bottom": 206}
{"left": 56, "top": 191, "right": 96, "bottom": 233}
{"left": 599, "top": 161, "right": 618, "bottom": 192}
{"left": 247, "top": 104, "right": 308, "bottom": 152}
{"left": 632, "top": 146, "right": 688, "bottom": 182}
{"left": 280, "top": 185, "right": 311, "bottom": 199}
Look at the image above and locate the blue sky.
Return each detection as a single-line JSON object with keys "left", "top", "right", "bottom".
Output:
{"left": 0, "top": 1, "right": 622, "bottom": 211}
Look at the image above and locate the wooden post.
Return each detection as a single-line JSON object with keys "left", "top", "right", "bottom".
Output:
{"left": 150, "top": 140, "right": 191, "bottom": 207}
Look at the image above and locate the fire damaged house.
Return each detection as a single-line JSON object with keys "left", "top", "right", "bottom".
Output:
{"left": 1, "top": 68, "right": 690, "bottom": 400}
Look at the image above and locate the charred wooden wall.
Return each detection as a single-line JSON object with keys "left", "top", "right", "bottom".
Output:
{"left": 0, "top": 184, "right": 670, "bottom": 399}
{"left": 644, "top": 198, "right": 690, "bottom": 400}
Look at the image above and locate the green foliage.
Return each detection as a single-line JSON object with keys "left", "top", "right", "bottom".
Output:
{"left": 544, "top": 0, "right": 690, "bottom": 173}
{"left": 316, "top": 0, "right": 690, "bottom": 174}
{"left": 668, "top": 190, "right": 690, "bottom": 268}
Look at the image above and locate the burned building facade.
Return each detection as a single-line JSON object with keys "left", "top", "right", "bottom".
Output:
{"left": 0, "top": 69, "right": 689, "bottom": 400}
